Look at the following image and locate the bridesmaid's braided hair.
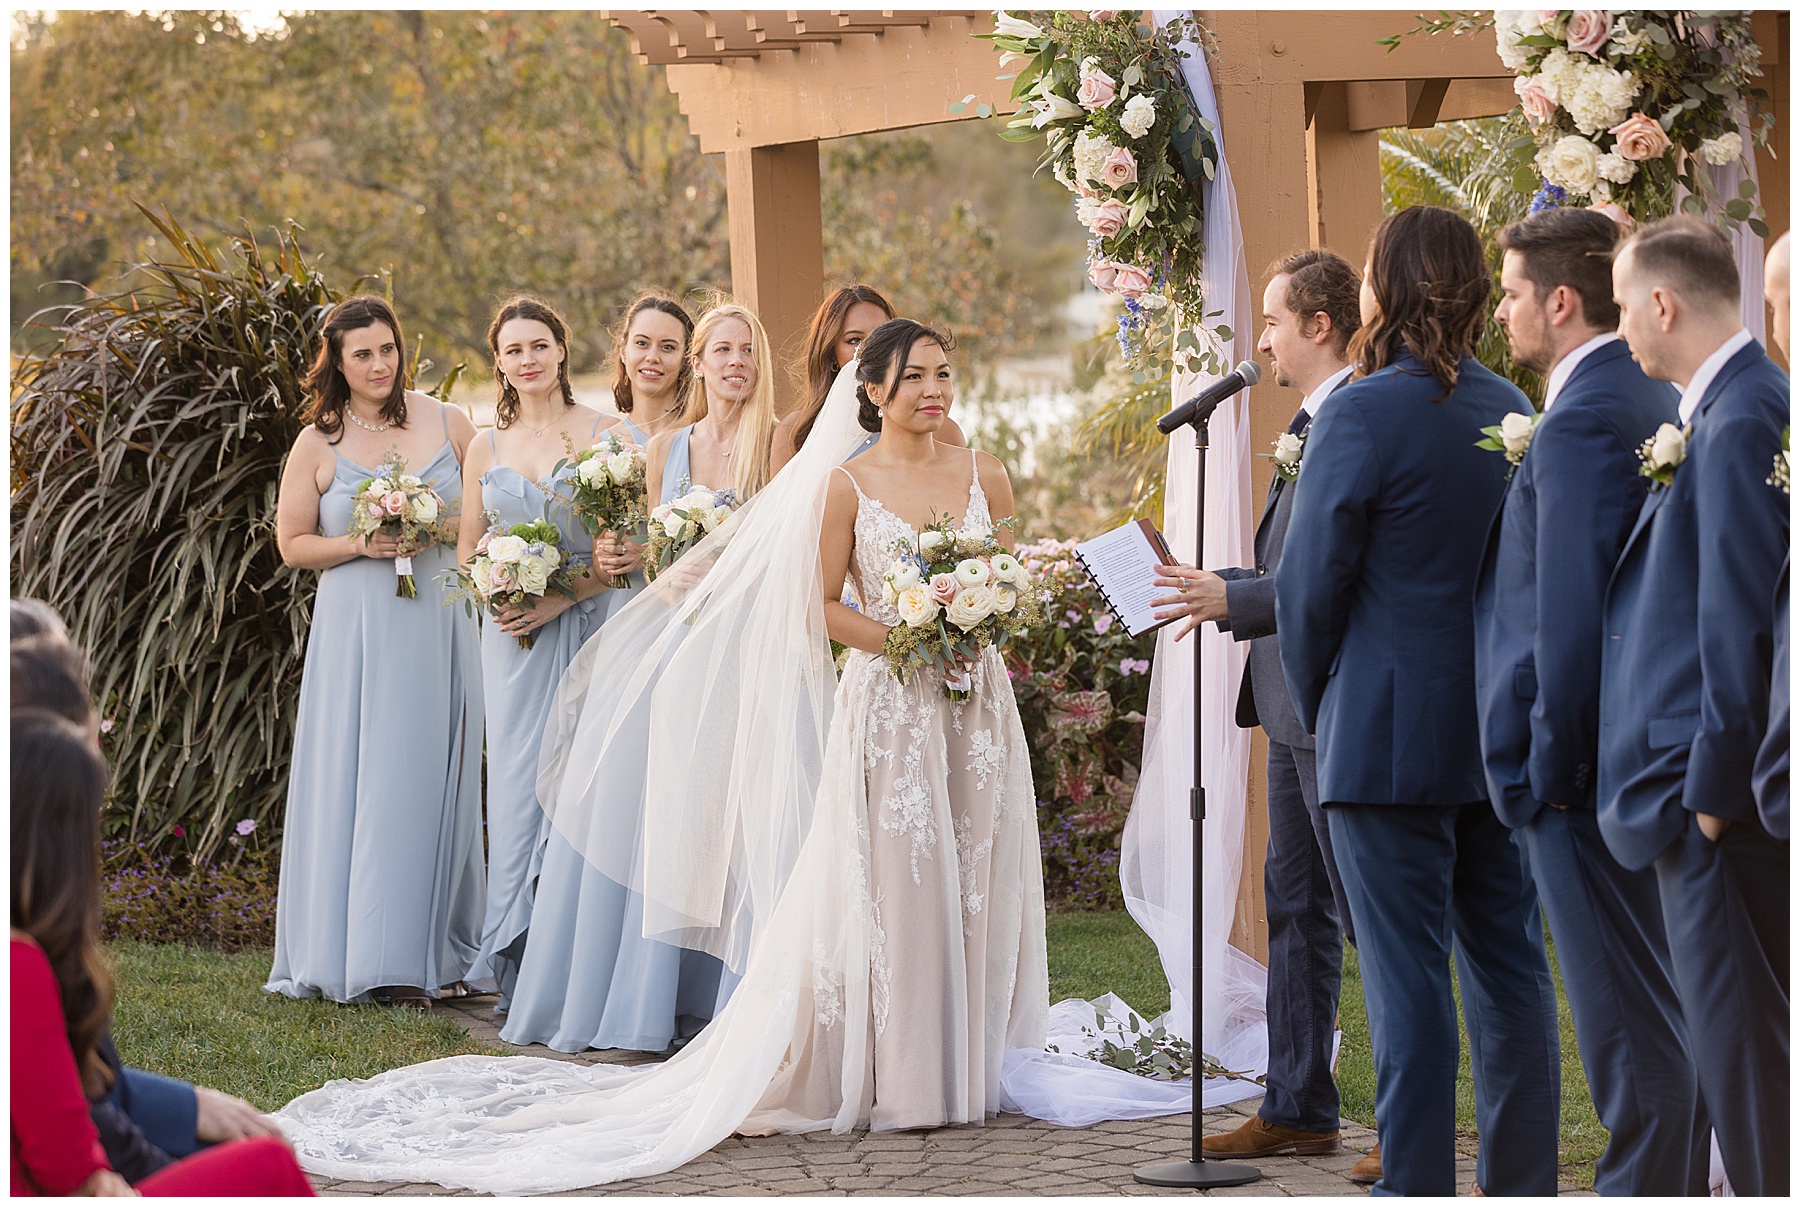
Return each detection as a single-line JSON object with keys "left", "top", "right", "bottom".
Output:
{"left": 854, "top": 319, "right": 956, "bottom": 434}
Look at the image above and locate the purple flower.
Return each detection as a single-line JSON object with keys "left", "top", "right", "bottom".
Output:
{"left": 235, "top": 818, "right": 257, "bottom": 837}
{"left": 1094, "top": 614, "right": 1114, "bottom": 635}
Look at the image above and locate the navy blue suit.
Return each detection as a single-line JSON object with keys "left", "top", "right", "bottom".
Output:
{"left": 1598, "top": 338, "right": 1789, "bottom": 1195}
{"left": 92, "top": 1034, "right": 202, "bottom": 1183}
{"left": 1278, "top": 354, "right": 1561, "bottom": 1196}
{"left": 1755, "top": 556, "right": 1788, "bottom": 840}
{"left": 1471, "top": 340, "right": 1705, "bottom": 1194}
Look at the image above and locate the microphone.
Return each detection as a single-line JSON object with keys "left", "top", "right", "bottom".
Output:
{"left": 1156, "top": 359, "right": 1262, "bottom": 434}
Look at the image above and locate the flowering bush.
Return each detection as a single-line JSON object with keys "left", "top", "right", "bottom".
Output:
{"left": 981, "top": 11, "right": 1228, "bottom": 376}
{"left": 1007, "top": 537, "right": 1157, "bottom": 909}
{"left": 100, "top": 837, "right": 277, "bottom": 951}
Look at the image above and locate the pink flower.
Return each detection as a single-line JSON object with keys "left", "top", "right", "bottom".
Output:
{"left": 1094, "top": 613, "right": 1115, "bottom": 635}
{"left": 1088, "top": 257, "right": 1120, "bottom": 293}
{"left": 172, "top": 826, "right": 185, "bottom": 837}
{"left": 1100, "top": 145, "right": 1139, "bottom": 189}
{"left": 1112, "top": 264, "right": 1153, "bottom": 299}
{"left": 381, "top": 490, "right": 408, "bottom": 516}
{"left": 1608, "top": 113, "right": 1671, "bottom": 162}
{"left": 1088, "top": 198, "right": 1129, "bottom": 238}
{"left": 1077, "top": 66, "right": 1117, "bottom": 111}
{"left": 489, "top": 563, "right": 517, "bottom": 592}
{"left": 1089, "top": 10, "right": 1119, "bottom": 20}
{"left": 235, "top": 818, "right": 256, "bottom": 836}
{"left": 474, "top": 531, "right": 492, "bottom": 554}
{"left": 1564, "top": 10, "right": 1614, "bottom": 56}
{"left": 1514, "top": 76, "right": 1556, "bottom": 123}
{"left": 930, "top": 573, "right": 961, "bottom": 604}
{"left": 1588, "top": 202, "right": 1636, "bottom": 231}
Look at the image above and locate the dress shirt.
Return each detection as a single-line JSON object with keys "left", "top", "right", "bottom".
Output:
{"left": 1541, "top": 333, "right": 1620, "bottom": 411}
{"left": 1678, "top": 328, "right": 1754, "bottom": 424}
{"left": 1301, "top": 364, "right": 1354, "bottom": 418}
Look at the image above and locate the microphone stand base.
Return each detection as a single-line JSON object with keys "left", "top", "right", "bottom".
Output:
{"left": 1133, "top": 1158, "right": 1264, "bottom": 1188}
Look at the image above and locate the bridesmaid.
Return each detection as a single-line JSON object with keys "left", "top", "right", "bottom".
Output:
{"left": 768, "top": 284, "right": 965, "bottom": 475}
{"left": 460, "top": 295, "right": 619, "bottom": 1009}
{"left": 500, "top": 299, "right": 780, "bottom": 1053}
{"left": 268, "top": 295, "right": 484, "bottom": 1006}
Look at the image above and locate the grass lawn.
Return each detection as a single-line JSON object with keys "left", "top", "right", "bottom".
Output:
{"left": 110, "top": 913, "right": 1603, "bottom": 1187}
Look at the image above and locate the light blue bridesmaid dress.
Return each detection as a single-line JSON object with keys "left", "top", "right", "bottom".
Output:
{"left": 500, "top": 422, "right": 737, "bottom": 1052}
{"left": 465, "top": 419, "right": 611, "bottom": 1008}
{"left": 266, "top": 406, "right": 485, "bottom": 1004}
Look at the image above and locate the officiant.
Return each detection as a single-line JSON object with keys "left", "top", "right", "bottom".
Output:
{"left": 1150, "top": 248, "right": 1365, "bottom": 1166}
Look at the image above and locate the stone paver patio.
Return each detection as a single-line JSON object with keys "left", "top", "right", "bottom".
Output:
{"left": 308, "top": 996, "right": 1591, "bottom": 1197}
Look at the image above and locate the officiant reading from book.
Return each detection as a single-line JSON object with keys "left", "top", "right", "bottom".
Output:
{"left": 1148, "top": 249, "right": 1365, "bottom": 1165}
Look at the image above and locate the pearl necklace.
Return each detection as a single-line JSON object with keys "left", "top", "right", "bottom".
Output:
{"left": 345, "top": 406, "right": 396, "bottom": 433}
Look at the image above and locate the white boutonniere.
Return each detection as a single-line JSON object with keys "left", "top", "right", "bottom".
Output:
{"left": 1638, "top": 421, "right": 1692, "bottom": 491}
{"left": 1261, "top": 430, "right": 1306, "bottom": 481}
{"left": 1476, "top": 410, "right": 1541, "bottom": 473}
{"left": 1770, "top": 425, "right": 1790, "bottom": 495}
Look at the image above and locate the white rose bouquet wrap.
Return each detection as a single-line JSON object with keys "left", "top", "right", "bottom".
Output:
{"left": 445, "top": 513, "right": 578, "bottom": 650}
{"left": 642, "top": 478, "right": 739, "bottom": 581}
{"left": 347, "top": 449, "right": 449, "bottom": 598}
{"left": 880, "top": 515, "right": 1056, "bottom": 702}
{"left": 557, "top": 429, "right": 649, "bottom": 589}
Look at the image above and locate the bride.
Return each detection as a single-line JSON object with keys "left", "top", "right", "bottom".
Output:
{"left": 276, "top": 319, "right": 1050, "bottom": 1193}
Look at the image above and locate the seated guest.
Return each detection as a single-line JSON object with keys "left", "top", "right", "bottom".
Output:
{"left": 1601, "top": 216, "right": 1789, "bottom": 1196}
{"left": 1275, "top": 205, "right": 1561, "bottom": 1195}
{"left": 11, "top": 598, "right": 69, "bottom": 643}
{"left": 11, "top": 709, "right": 313, "bottom": 1197}
{"left": 1477, "top": 207, "right": 1704, "bottom": 1194}
{"left": 12, "top": 637, "right": 97, "bottom": 742}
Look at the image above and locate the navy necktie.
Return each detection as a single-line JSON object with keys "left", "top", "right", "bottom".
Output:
{"left": 1287, "top": 407, "right": 1310, "bottom": 436}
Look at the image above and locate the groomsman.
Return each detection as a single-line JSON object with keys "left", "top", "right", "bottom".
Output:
{"left": 1600, "top": 216, "right": 1789, "bottom": 1196}
{"left": 1276, "top": 206, "right": 1561, "bottom": 1196}
{"left": 1474, "top": 208, "right": 1704, "bottom": 1195}
{"left": 1150, "top": 249, "right": 1362, "bottom": 1162}
{"left": 1755, "top": 231, "right": 1788, "bottom": 842}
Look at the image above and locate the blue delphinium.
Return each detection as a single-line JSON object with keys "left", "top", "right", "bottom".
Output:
{"left": 1528, "top": 180, "right": 1568, "bottom": 215}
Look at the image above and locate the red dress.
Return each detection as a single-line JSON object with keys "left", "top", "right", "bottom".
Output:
{"left": 11, "top": 939, "right": 313, "bottom": 1197}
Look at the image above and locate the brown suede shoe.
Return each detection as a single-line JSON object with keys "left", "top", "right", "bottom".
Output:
{"left": 1347, "top": 1141, "right": 1381, "bottom": 1184}
{"left": 1201, "top": 1116, "right": 1341, "bottom": 1158}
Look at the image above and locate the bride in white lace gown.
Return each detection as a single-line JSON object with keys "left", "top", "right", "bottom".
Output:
{"left": 275, "top": 320, "right": 1048, "bottom": 1193}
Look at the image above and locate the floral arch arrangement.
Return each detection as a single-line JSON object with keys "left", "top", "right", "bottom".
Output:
{"left": 979, "top": 10, "right": 1227, "bottom": 378}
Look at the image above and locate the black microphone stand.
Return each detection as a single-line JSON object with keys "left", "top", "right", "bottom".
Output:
{"left": 1133, "top": 404, "right": 1261, "bottom": 1190}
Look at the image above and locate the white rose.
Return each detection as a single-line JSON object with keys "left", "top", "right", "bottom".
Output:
{"left": 1538, "top": 135, "right": 1600, "bottom": 195}
{"left": 1650, "top": 422, "right": 1687, "bottom": 468}
{"left": 1498, "top": 411, "right": 1537, "bottom": 457}
{"left": 919, "top": 531, "right": 949, "bottom": 557}
{"left": 1699, "top": 131, "right": 1744, "bottom": 166}
{"left": 469, "top": 559, "right": 492, "bottom": 596}
{"left": 993, "top": 585, "right": 1019, "bottom": 613}
{"left": 662, "top": 513, "right": 687, "bottom": 539}
{"left": 1273, "top": 431, "right": 1305, "bottom": 467}
{"left": 954, "top": 558, "right": 989, "bottom": 588}
{"left": 408, "top": 491, "right": 439, "bottom": 524}
{"left": 681, "top": 488, "right": 715, "bottom": 512}
{"left": 946, "top": 583, "right": 998, "bottom": 631}
{"left": 1120, "top": 94, "right": 1157, "bottom": 139}
{"left": 990, "top": 553, "right": 1022, "bottom": 586}
{"left": 1595, "top": 152, "right": 1637, "bottom": 184}
{"left": 578, "top": 458, "right": 608, "bottom": 488}
{"left": 882, "top": 579, "right": 900, "bottom": 607}
{"left": 607, "top": 451, "right": 639, "bottom": 484}
{"left": 895, "top": 584, "right": 940, "bottom": 628}
{"left": 399, "top": 474, "right": 423, "bottom": 488}
{"left": 706, "top": 505, "right": 732, "bottom": 530}
{"left": 888, "top": 563, "right": 921, "bottom": 593}
{"left": 485, "top": 534, "right": 526, "bottom": 563}
{"left": 517, "top": 560, "right": 549, "bottom": 596}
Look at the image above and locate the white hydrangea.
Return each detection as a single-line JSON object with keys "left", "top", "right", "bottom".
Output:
{"left": 1075, "top": 196, "right": 1099, "bottom": 230}
{"left": 1538, "top": 134, "right": 1601, "bottom": 196}
{"left": 1595, "top": 152, "right": 1637, "bottom": 184}
{"left": 1052, "top": 156, "right": 1076, "bottom": 193}
{"left": 1072, "top": 129, "right": 1116, "bottom": 187}
{"left": 1120, "top": 94, "right": 1157, "bottom": 139}
{"left": 1555, "top": 55, "right": 1639, "bottom": 136}
{"left": 1494, "top": 10, "right": 1544, "bottom": 72}
{"left": 1699, "top": 131, "right": 1744, "bottom": 165}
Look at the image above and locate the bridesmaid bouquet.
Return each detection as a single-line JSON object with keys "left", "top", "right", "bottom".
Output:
{"left": 642, "top": 479, "right": 738, "bottom": 581}
{"left": 880, "top": 517, "right": 1053, "bottom": 702}
{"left": 449, "top": 514, "right": 578, "bottom": 650}
{"left": 558, "top": 430, "right": 649, "bottom": 589}
{"left": 347, "top": 450, "right": 446, "bottom": 598}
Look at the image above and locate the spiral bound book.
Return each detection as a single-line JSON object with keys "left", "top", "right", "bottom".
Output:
{"left": 1073, "top": 518, "right": 1179, "bottom": 639}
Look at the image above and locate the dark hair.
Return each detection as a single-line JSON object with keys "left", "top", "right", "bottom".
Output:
{"left": 303, "top": 296, "right": 409, "bottom": 439}
{"left": 11, "top": 709, "right": 115, "bottom": 1098}
{"left": 1350, "top": 205, "right": 1490, "bottom": 394}
{"left": 610, "top": 292, "right": 695, "bottom": 417}
{"left": 794, "top": 286, "right": 896, "bottom": 450}
{"left": 12, "top": 637, "right": 93, "bottom": 729}
{"left": 854, "top": 318, "right": 956, "bottom": 434}
{"left": 11, "top": 598, "right": 68, "bottom": 644}
{"left": 1269, "top": 248, "right": 1363, "bottom": 352}
{"left": 1621, "top": 215, "right": 1741, "bottom": 311}
{"left": 488, "top": 295, "right": 577, "bottom": 429}
{"left": 1496, "top": 208, "right": 1622, "bottom": 329}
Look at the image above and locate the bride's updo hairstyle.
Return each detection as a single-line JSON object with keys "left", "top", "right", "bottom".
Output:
{"left": 854, "top": 318, "right": 956, "bottom": 434}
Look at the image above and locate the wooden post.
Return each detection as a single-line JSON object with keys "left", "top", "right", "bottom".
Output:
{"left": 1307, "top": 82, "right": 1386, "bottom": 263}
{"left": 724, "top": 142, "right": 824, "bottom": 403}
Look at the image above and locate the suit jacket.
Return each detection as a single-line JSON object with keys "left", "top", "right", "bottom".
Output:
{"left": 1598, "top": 340, "right": 1789, "bottom": 870}
{"left": 1216, "top": 399, "right": 1338, "bottom": 751}
{"left": 1754, "top": 556, "right": 1788, "bottom": 840}
{"left": 92, "top": 1036, "right": 179, "bottom": 1183}
{"left": 1276, "top": 354, "right": 1521, "bottom": 806}
{"left": 1473, "top": 341, "right": 1679, "bottom": 828}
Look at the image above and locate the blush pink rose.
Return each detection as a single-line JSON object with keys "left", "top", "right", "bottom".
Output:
{"left": 488, "top": 563, "right": 516, "bottom": 592}
{"left": 1587, "top": 201, "right": 1636, "bottom": 231}
{"left": 1089, "top": 198, "right": 1129, "bottom": 238}
{"left": 1100, "top": 145, "right": 1139, "bottom": 189}
{"left": 930, "top": 573, "right": 961, "bottom": 605}
{"left": 1088, "top": 257, "right": 1120, "bottom": 293}
{"left": 1077, "top": 67, "right": 1117, "bottom": 111}
{"left": 1514, "top": 76, "right": 1556, "bottom": 123}
{"left": 381, "top": 490, "right": 408, "bottom": 516}
{"left": 1608, "top": 113, "right": 1671, "bottom": 162}
{"left": 1564, "top": 10, "right": 1613, "bottom": 55}
{"left": 1111, "top": 264, "right": 1153, "bottom": 299}
{"left": 474, "top": 531, "right": 492, "bottom": 554}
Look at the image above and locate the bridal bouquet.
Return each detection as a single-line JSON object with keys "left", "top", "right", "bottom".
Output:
{"left": 347, "top": 450, "right": 446, "bottom": 598}
{"left": 558, "top": 430, "right": 649, "bottom": 589}
{"left": 880, "top": 517, "right": 1054, "bottom": 702}
{"left": 643, "top": 480, "right": 737, "bottom": 581}
{"left": 448, "top": 514, "right": 578, "bottom": 650}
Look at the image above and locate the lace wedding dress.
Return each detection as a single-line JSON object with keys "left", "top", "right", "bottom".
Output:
{"left": 274, "top": 369, "right": 1049, "bottom": 1194}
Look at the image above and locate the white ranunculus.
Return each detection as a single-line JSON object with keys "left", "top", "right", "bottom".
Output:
{"left": 662, "top": 513, "right": 687, "bottom": 539}
{"left": 1273, "top": 431, "right": 1305, "bottom": 467}
{"left": 1649, "top": 422, "right": 1687, "bottom": 468}
{"left": 1498, "top": 411, "right": 1537, "bottom": 457}
{"left": 1699, "top": 131, "right": 1744, "bottom": 166}
{"left": 993, "top": 585, "right": 1019, "bottom": 614}
{"left": 946, "top": 584, "right": 998, "bottom": 631}
{"left": 954, "top": 558, "right": 989, "bottom": 589}
{"left": 1120, "top": 94, "right": 1157, "bottom": 139}
{"left": 993, "top": 12, "right": 1045, "bottom": 40}
{"left": 485, "top": 534, "right": 526, "bottom": 563}
{"left": 919, "top": 531, "right": 950, "bottom": 557}
{"left": 1539, "top": 135, "right": 1600, "bottom": 195}
{"left": 607, "top": 451, "right": 639, "bottom": 483}
{"left": 1595, "top": 152, "right": 1637, "bottom": 184}
{"left": 889, "top": 562, "right": 921, "bottom": 593}
{"left": 896, "top": 584, "right": 940, "bottom": 628}
{"left": 990, "top": 553, "right": 1023, "bottom": 585}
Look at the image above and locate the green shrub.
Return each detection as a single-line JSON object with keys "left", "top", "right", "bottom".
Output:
{"left": 99, "top": 837, "right": 277, "bottom": 951}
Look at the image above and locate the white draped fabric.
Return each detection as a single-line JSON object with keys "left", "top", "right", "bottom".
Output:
{"left": 1118, "top": 11, "right": 1267, "bottom": 1109}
